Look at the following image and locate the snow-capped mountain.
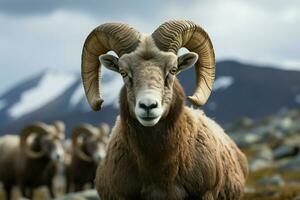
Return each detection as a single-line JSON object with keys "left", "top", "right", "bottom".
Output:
{"left": 0, "top": 60, "right": 300, "bottom": 136}
{"left": 0, "top": 68, "right": 122, "bottom": 135}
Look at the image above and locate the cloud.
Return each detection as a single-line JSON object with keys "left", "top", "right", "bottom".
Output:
{"left": 162, "top": 0, "right": 300, "bottom": 69}
{"left": 0, "top": 11, "right": 97, "bottom": 93}
{"left": 0, "top": 0, "right": 174, "bottom": 20}
{"left": 0, "top": 0, "right": 299, "bottom": 93}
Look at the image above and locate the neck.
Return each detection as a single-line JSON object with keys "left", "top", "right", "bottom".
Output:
{"left": 119, "top": 80, "right": 185, "bottom": 162}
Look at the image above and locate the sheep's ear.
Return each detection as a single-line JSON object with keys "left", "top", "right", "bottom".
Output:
{"left": 99, "top": 123, "right": 110, "bottom": 136}
{"left": 99, "top": 54, "right": 119, "bottom": 72}
{"left": 177, "top": 52, "right": 198, "bottom": 72}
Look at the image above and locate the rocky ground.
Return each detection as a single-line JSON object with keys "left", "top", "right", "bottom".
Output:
{"left": 229, "top": 109, "right": 300, "bottom": 200}
{"left": 1, "top": 109, "right": 299, "bottom": 200}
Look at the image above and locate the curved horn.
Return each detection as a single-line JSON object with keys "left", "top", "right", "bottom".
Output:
{"left": 71, "top": 124, "right": 99, "bottom": 162}
{"left": 53, "top": 121, "right": 65, "bottom": 139}
{"left": 20, "top": 122, "right": 49, "bottom": 159}
{"left": 152, "top": 20, "right": 215, "bottom": 106}
{"left": 81, "top": 23, "right": 141, "bottom": 111}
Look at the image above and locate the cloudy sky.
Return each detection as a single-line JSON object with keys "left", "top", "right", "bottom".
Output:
{"left": 0, "top": 0, "right": 299, "bottom": 93}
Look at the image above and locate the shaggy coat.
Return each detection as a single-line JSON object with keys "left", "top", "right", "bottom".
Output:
{"left": 95, "top": 81, "right": 248, "bottom": 200}
{"left": 66, "top": 123, "right": 109, "bottom": 192}
{"left": 0, "top": 136, "right": 57, "bottom": 199}
{"left": 66, "top": 149, "right": 98, "bottom": 192}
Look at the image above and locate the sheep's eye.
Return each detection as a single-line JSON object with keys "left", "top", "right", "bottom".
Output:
{"left": 119, "top": 70, "right": 128, "bottom": 78}
{"left": 169, "top": 67, "right": 177, "bottom": 75}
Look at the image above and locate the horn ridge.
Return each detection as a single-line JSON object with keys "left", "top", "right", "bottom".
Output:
{"left": 152, "top": 20, "right": 215, "bottom": 106}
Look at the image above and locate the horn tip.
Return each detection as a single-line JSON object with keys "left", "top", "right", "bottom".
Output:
{"left": 91, "top": 98, "right": 104, "bottom": 111}
{"left": 187, "top": 95, "right": 205, "bottom": 106}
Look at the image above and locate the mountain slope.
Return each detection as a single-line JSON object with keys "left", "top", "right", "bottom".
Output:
{"left": 0, "top": 60, "right": 299, "bottom": 136}
{"left": 201, "top": 61, "right": 300, "bottom": 123}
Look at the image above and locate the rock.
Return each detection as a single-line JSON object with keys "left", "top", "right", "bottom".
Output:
{"left": 264, "top": 130, "right": 284, "bottom": 141}
{"left": 273, "top": 144, "right": 298, "bottom": 160}
{"left": 231, "top": 133, "right": 261, "bottom": 148}
{"left": 256, "top": 191, "right": 280, "bottom": 198}
{"left": 278, "top": 155, "right": 300, "bottom": 171}
{"left": 257, "top": 175, "right": 285, "bottom": 186}
{"left": 249, "top": 146, "right": 273, "bottom": 171}
{"left": 256, "top": 146, "right": 273, "bottom": 161}
{"left": 249, "top": 158, "right": 272, "bottom": 171}
{"left": 244, "top": 133, "right": 261, "bottom": 144}
{"left": 279, "top": 117, "right": 293, "bottom": 132}
{"left": 244, "top": 187, "right": 255, "bottom": 194}
{"left": 57, "top": 190, "right": 100, "bottom": 200}
{"left": 285, "top": 134, "right": 300, "bottom": 145}
{"left": 228, "top": 117, "right": 254, "bottom": 131}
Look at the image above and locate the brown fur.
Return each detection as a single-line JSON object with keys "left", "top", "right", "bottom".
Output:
{"left": 0, "top": 136, "right": 59, "bottom": 199}
{"left": 66, "top": 153, "right": 98, "bottom": 192}
{"left": 66, "top": 125, "right": 109, "bottom": 192}
{"left": 0, "top": 122, "right": 64, "bottom": 199}
{"left": 95, "top": 80, "right": 248, "bottom": 200}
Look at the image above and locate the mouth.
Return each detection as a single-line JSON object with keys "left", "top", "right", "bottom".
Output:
{"left": 140, "top": 116, "right": 159, "bottom": 121}
{"left": 137, "top": 115, "right": 161, "bottom": 127}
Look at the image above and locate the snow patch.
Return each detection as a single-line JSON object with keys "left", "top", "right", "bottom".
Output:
{"left": 74, "top": 68, "right": 123, "bottom": 111}
{"left": 9, "top": 71, "right": 77, "bottom": 118}
{"left": 69, "top": 84, "right": 84, "bottom": 107}
{"left": 102, "top": 72, "right": 123, "bottom": 108}
{"left": 0, "top": 100, "right": 6, "bottom": 110}
{"left": 295, "top": 94, "right": 300, "bottom": 104}
{"left": 213, "top": 76, "right": 234, "bottom": 90}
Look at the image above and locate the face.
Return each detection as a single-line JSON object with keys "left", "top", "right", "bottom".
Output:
{"left": 82, "top": 136, "right": 107, "bottom": 163}
{"left": 100, "top": 39, "right": 198, "bottom": 127}
{"left": 41, "top": 136, "right": 65, "bottom": 162}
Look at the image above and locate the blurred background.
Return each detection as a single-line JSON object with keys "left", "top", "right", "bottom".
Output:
{"left": 0, "top": 0, "right": 300, "bottom": 199}
{"left": 0, "top": 0, "right": 300, "bottom": 134}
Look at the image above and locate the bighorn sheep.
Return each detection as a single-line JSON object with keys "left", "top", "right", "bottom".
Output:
{"left": 0, "top": 121, "right": 65, "bottom": 199}
{"left": 81, "top": 20, "right": 248, "bottom": 199}
{"left": 66, "top": 123, "right": 109, "bottom": 192}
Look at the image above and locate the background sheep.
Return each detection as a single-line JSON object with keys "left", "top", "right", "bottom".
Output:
{"left": 80, "top": 20, "right": 248, "bottom": 199}
{"left": 66, "top": 123, "right": 109, "bottom": 192}
{"left": 0, "top": 121, "right": 65, "bottom": 199}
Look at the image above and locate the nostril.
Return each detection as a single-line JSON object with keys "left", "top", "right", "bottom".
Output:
{"left": 139, "top": 102, "right": 148, "bottom": 110}
{"left": 149, "top": 102, "right": 158, "bottom": 109}
{"left": 139, "top": 101, "right": 158, "bottom": 110}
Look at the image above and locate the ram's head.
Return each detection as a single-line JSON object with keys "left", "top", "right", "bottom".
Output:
{"left": 71, "top": 123, "right": 109, "bottom": 163}
{"left": 81, "top": 20, "right": 215, "bottom": 127}
{"left": 20, "top": 121, "right": 65, "bottom": 162}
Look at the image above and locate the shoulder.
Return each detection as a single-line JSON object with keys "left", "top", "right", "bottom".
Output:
{"left": 184, "top": 107, "right": 231, "bottom": 145}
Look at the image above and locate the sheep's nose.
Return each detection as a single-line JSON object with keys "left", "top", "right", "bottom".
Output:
{"left": 138, "top": 100, "right": 158, "bottom": 111}
{"left": 51, "top": 152, "right": 63, "bottom": 162}
{"left": 93, "top": 154, "right": 102, "bottom": 162}
{"left": 52, "top": 154, "right": 60, "bottom": 160}
{"left": 55, "top": 154, "right": 61, "bottom": 160}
